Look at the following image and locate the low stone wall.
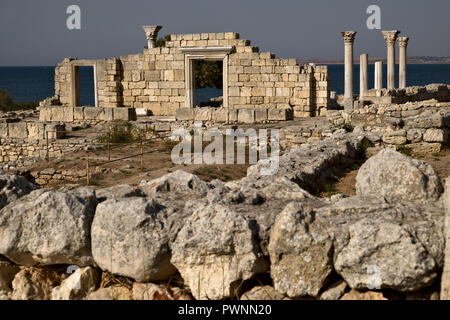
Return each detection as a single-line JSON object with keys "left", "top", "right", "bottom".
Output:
{"left": 0, "top": 137, "right": 95, "bottom": 164}
{"left": 39, "top": 106, "right": 137, "bottom": 124}
{"left": 328, "top": 99, "right": 450, "bottom": 154}
{"left": 175, "top": 107, "right": 293, "bottom": 123}
{"left": 30, "top": 168, "right": 87, "bottom": 186}
{"left": 362, "top": 84, "right": 450, "bottom": 105}
{"left": 0, "top": 121, "right": 64, "bottom": 140}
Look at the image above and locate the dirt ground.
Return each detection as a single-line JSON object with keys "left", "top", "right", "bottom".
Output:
{"left": 29, "top": 139, "right": 250, "bottom": 189}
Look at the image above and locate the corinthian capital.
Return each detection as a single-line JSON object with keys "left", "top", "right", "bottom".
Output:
{"left": 398, "top": 37, "right": 409, "bottom": 48}
{"left": 382, "top": 30, "right": 401, "bottom": 45}
{"left": 143, "top": 25, "right": 162, "bottom": 48}
{"left": 341, "top": 31, "right": 357, "bottom": 44}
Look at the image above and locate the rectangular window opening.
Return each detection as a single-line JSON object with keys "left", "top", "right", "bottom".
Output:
{"left": 193, "top": 60, "right": 223, "bottom": 108}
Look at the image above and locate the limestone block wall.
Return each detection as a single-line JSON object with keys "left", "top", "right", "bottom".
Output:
{"left": 362, "top": 84, "right": 450, "bottom": 105}
{"left": 51, "top": 30, "right": 330, "bottom": 119}
{"left": 39, "top": 106, "right": 137, "bottom": 124}
{"left": 55, "top": 58, "right": 122, "bottom": 108}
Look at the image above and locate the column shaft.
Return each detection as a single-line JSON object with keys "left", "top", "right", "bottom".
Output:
{"left": 341, "top": 31, "right": 357, "bottom": 109}
{"left": 375, "top": 61, "right": 383, "bottom": 97}
{"left": 382, "top": 30, "right": 400, "bottom": 90}
{"left": 360, "top": 54, "right": 368, "bottom": 99}
{"left": 398, "top": 37, "right": 409, "bottom": 89}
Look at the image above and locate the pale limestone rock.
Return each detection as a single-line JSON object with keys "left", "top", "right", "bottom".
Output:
{"left": 0, "top": 189, "right": 96, "bottom": 266}
{"left": 268, "top": 202, "right": 333, "bottom": 298}
{"left": 356, "top": 148, "right": 443, "bottom": 203}
{"left": 96, "top": 184, "right": 145, "bottom": 202}
{"left": 139, "top": 170, "right": 209, "bottom": 196}
{"left": 240, "top": 286, "right": 287, "bottom": 300}
{"left": 340, "top": 289, "right": 387, "bottom": 300}
{"left": 51, "top": 267, "right": 100, "bottom": 300}
{"left": 440, "top": 178, "right": 450, "bottom": 300}
{"left": 85, "top": 285, "right": 132, "bottom": 300}
{"left": 423, "top": 128, "right": 446, "bottom": 143}
{"left": 171, "top": 201, "right": 266, "bottom": 300}
{"left": 12, "top": 268, "right": 60, "bottom": 300}
{"left": 0, "top": 174, "right": 37, "bottom": 210}
{"left": 132, "top": 283, "right": 193, "bottom": 300}
{"left": 91, "top": 198, "right": 177, "bottom": 282}
{"left": 320, "top": 280, "right": 348, "bottom": 300}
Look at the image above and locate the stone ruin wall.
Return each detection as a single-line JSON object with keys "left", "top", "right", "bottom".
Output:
{"left": 53, "top": 32, "right": 330, "bottom": 118}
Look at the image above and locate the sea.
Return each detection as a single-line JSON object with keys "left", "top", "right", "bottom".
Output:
{"left": 1, "top": 64, "right": 450, "bottom": 106}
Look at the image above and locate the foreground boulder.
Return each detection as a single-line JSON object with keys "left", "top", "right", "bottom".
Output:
{"left": 91, "top": 197, "right": 177, "bottom": 282}
{"left": 51, "top": 267, "right": 100, "bottom": 300}
{"left": 0, "top": 174, "right": 37, "bottom": 210}
{"left": 132, "top": 283, "right": 193, "bottom": 300}
{"left": 139, "top": 170, "right": 209, "bottom": 196}
{"left": 356, "top": 148, "right": 443, "bottom": 202}
{"left": 96, "top": 184, "right": 145, "bottom": 202}
{"left": 11, "top": 267, "right": 60, "bottom": 300}
{"left": 171, "top": 201, "right": 267, "bottom": 300}
{"left": 0, "top": 189, "right": 97, "bottom": 266}
{"left": 317, "top": 196, "right": 444, "bottom": 292}
{"left": 268, "top": 202, "right": 333, "bottom": 298}
{"left": 85, "top": 285, "right": 132, "bottom": 300}
{"left": 440, "top": 178, "right": 450, "bottom": 299}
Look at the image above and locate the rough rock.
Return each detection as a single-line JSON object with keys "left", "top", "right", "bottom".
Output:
{"left": 340, "top": 290, "right": 387, "bottom": 300}
{"left": 0, "top": 174, "right": 37, "bottom": 210}
{"left": 0, "top": 189, "right": 97, "bottom": 266}
{"left": 85, "top": 285, "right": 132, "bottom": 300}
{"left": 12, "top": 267, "right": 61, "bottom": 300}
{"left": 240, "top": 286, "right": 288, "bottom": 300}
{"left": 91, "top": 197, "right": 177, "bottom": 282}
{"left": 246, "top": 133, "right": 367, "bottom": 194}
{"left": 96, "top": 184, "right": 145, "bottom": 202}
{"left": 440, "top": 178, "right": 450, "bottom": 300}
{"left": 0, "top": 256, "right": 20, "bottom": 292}
{"left": 315, "top": 196, "right": 444, "bottom": 292}
{"left": 171, "top": 201, "right": 267, "bottom": 300}
{"left": 356, "top": 148, "right": 443, "bottom": 202}
{"left": 51, "top": 267, "right": 100, "bottom": 300}
{"left": 320, "top": 280, "right": 348, "bottom": 300}
{"left": 139, "top": 170, "right": 209, "bottom": 196}
{"left": 132, "top": 283, "right": 193, "bottom": 300}
{"left": 268, "top": 202, "right": 333, "bottom": 298}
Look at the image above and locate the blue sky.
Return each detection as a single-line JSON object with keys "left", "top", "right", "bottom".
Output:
{"left": 1, "top": 0, "right": 449, "bottom": 66}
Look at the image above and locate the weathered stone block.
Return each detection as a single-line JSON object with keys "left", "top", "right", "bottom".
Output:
{"left": 45, "top": 124, "right": 66, "bottom": 139}
{"left": 268, "top": 108, "right": 293, "bottom": 121}
{"left": 423, "top": 129, "right": 446, "bottom": 143}
{"left": 212, "top": 108, "right": 228, "bottom": 123}
{"left": 39, "top": 107, "right": 52, "bottom": 122}
{"left": 104, "top": 107, "right": 114, "bottom": 121}
{"left": 0, "top": 123, "right": 8, "bottom": 138}
{"left": 27, "top": 122, "right": 45, "bottom": 140}
{"left": 255, "top": 108, "right": 268, "bottom": 122}
{"left": 194, "top": 108, "right": 212, "bottom": 121}
{"left": 84, "top": 107, "right": 105, "bottom": 121}
{"left": 382, "top": 130, "right": 407, "bottom": 145}
{"left": 238, "top": 109, "right": 255, "bottom": 124}
{"left": 407, "top": 129, "right": 423, "bottom": 143}
{"left": 228, "top": 109, "right": 238, "bottom": 122}
{"left": 74, "top": 107, "right": 84, "bottom": 120}
{"left": 176, "top": 108, "right": 194, "bottom": 121}
{"left": 8, "top": 123, "right": 28, "bottom": 139}
{"left": 113, "top": 108, "right": 137, "bottom": 121}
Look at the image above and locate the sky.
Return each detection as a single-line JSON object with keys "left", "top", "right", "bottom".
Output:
{"left": 0, "top": 0, "right": 449, "bottom": 66}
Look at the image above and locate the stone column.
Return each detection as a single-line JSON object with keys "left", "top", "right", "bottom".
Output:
{"left": 382, "top": 30, "right": 400, "bottom": 90}
{"left": 374, "top": 61, "right": 383, "bottom": 97}
{"left": 142, "top": 25, "right": 162, "bottom": 49}
{"left": 398, "top": 37, "right": 409, "bottom": 89}
{"left": 360, "top": 54, "right": 368, "bottom": 99}
{"left": 341, "top": 31, "right": 357, "bottom": 108}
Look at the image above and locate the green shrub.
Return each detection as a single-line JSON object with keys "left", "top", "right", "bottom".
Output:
{"left": 342, "top": 123, "right": 354, "bottom": 132}
{"left": 396, "top": 144, "right": 412, "bottom": 156}
{"left": 0, "top": 89, "right": 39, "bottom": 112}
{"left": 98, "top": 120, "right": 142, "bottom": 144}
